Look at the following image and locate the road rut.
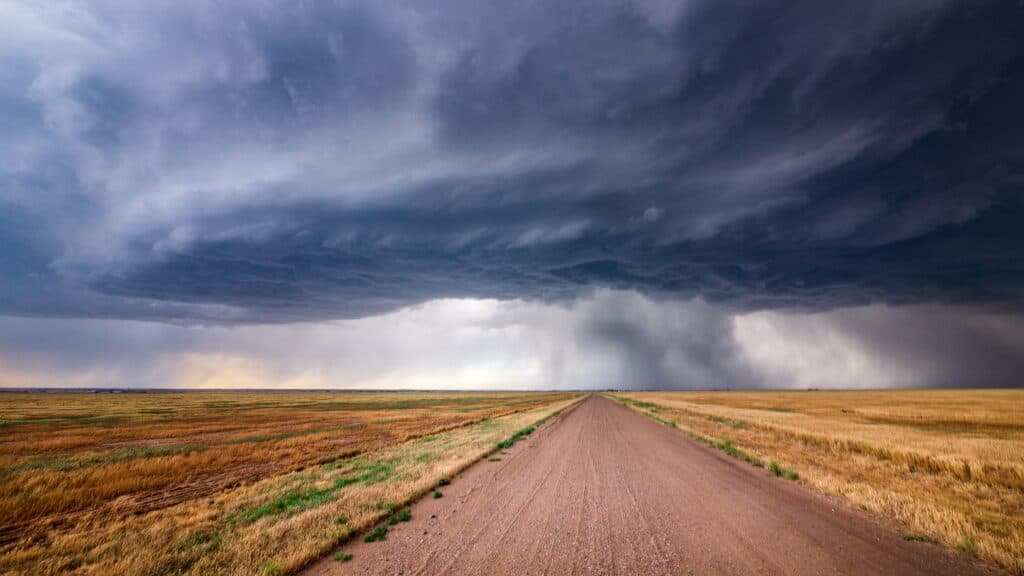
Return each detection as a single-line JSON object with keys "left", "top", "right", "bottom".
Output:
{"left": 304, "top": 394, "right": 994, "bottom": 576}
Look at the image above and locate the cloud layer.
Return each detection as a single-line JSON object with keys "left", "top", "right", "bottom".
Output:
{"left": 2, "top": 291, "right": 1021, "bottom": 390}
{"left": 2, "top": 2, "right": 1023, "bottom": 390}
{"left": 1, "top": 0, "right": 1022, "bottom": 323}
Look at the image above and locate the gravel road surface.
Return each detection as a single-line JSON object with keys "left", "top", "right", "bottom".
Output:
{"left": 303, "top": 395, "right": 994, "bottom": 576}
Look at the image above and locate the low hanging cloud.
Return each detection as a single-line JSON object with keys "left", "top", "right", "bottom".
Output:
{"left": 1, "top": 291, "right": 1021, "bottom": 390}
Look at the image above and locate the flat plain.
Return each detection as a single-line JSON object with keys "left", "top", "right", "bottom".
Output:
{"left": 2, "top": 389, "right": 1019, "bottom": 575}
{"left": 612, "top": 389, "right": 1024, "bottom": 573}
{"left": 0, "top": 391, "right": 581, "bottom": 575}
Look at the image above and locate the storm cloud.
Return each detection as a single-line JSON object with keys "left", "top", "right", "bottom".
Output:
{"left": 1, "top": 292, "right": 1021, "bottom": 390}
{"left": 1, "top": 1, "right": 1023, "bottom": 388}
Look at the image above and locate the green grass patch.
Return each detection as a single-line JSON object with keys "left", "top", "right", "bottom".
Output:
{"left": 496, "top": 425, "right": 536, "bottom": 450}
{"left": 238, "top": 487, "right": 334, "bottom": 523}
{"left": 332, "top": 462, "right": 394, "bottom": 489}
{"left": 768, "top": 460, "right": 799, "bottom": 480}
{"left": 259, "top": 561, "right": 283, "bottom": 576}
{"left": 719, "top": 439, "right": 741, "bottom": 457}
{"left": 364, "top": 526, "right": 388, "bottom": 543}
{"left": 334, "top": 551, "right": 353, "bottom": 562}
{"left": 903, "top": 534, "right": 938, "bottom": 544}
{"left": 334, "top": 515, "right": 349, "bottom": 525}
{"left": 388, "top": 508, "right": 411, "bottom": 524}
{"left": 438, "top": 477, "right": 451, "bottom": 486}
{"left": 433, "top": 491, "right": 443, "bottom": 499}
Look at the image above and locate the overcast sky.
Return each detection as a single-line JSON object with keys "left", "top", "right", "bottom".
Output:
{"left": 1, "top": 0, "right": 1022, "bottom": 389}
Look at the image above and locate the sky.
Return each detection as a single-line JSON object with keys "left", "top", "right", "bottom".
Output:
{"left": 1, "top": 0, "right": 1022, "bottom": 390}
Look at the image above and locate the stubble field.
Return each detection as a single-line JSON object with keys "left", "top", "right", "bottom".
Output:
{"left": 0, "top": 391, "right": 581, "bottom": 575}
{"left": 610, "top": 389, "right": 1024, "bottom": 574}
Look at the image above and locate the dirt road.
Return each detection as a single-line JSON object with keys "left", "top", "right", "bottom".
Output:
{"left": 304, "top": 395, "right": 994, "bottom": 576}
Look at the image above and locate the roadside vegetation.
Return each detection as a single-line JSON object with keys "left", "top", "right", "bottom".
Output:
{"left": 0, "top": 391, "right": 581, "bottom": 575}
{"left": 608, "top": 390, "right": 1024, "bottom": 574}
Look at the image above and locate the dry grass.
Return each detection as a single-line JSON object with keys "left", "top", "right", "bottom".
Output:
{"left": 0, "top": 391, "right": 582, "bottom": 575}
{"left": 609, "top": 390, "right": 1024, "bottom": 574}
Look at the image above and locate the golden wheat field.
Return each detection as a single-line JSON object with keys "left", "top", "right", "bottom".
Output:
{"left": 610, "top": 390, "right": 1024, "bottom": 574}
{"left": 0, "top": 391, "right": 582, "bottom": 575}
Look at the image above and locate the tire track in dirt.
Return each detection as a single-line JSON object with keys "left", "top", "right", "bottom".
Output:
{"left": 303, "top": 395, "right": 998, "bottom": 576}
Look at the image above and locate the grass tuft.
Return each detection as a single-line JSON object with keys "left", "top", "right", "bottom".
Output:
{"left": 496, "top": 426, "right": 536, "bottom": 450}
{"left": 333, "top": 551, "right": 353, "bottom": 562}
{"left": 259, "top": 561, "right": 283, "bottom": 576}
{"left": 961, "top": 535, "right": 978, "bottom": 557}
{"left": 388, "top": 508, "right": 411, "bottom": 524}
{"left": 433, "top": 490, "right": 444, "bottom": 499}
{"left": 363, "top": 526, "right": 388, "bottom": 543}
{"left": 239, "top": 487, "right": 334, "bottom": 523}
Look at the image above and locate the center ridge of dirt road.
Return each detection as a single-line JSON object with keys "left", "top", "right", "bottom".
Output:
{"left": 303, "top": 394, "right": 996, "bottom": 576}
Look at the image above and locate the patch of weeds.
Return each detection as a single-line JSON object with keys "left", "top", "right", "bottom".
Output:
{"left": 433, "top": 491, "right": 444, "bottom": 499}
{"left": 334, "top": 551, "right": 353, "bottom": 562}
{"left": 497, "top": 426, "right": 536, "bottom": 450}
{"left": 364, "top": 526, "right": 388, "bottom": 543}
{"left": 488, "top": 457, "right": 501, "bottom": 462}
{"left": 239, "top": 487, "right": 334, "bottom": 523}
{"left": 357, "top": 463, "right": 394, "bottom": 484}
{"left": 768, "top": 460, "right": 799, "bottom": 480}
{"left": 720, "top": 439, "right": 741, "bottom": 458}
{"left": 334, "top": 515, "right": 349, "bottom": 525}
{"left": 415, "top": 452, "right": 435, "bottom": 463}
{"left": 715, "top": 438, "right": 763, "bottom": 469}
{"left": 334, "top": 462, "right": 395, "bottom": 490}
{"left": 259, "top": 561, "right": 283, "bottom": 576}
{"left": 334, "top": 476, "right": 359, "bottom": 489}
{"left": 630, "top": 400, "right": 660, "bottom": 410}
{"left": 388, "top": 508, "right": 411, "bottom": 524}
{"left": 903, "top": 534, "right": 938, "bottom": 544}
{"left": 438, "top": 478, "right": 451, "bottom": 486}
{"left": 960, "top": 535, "right": 977, "bottom": 557}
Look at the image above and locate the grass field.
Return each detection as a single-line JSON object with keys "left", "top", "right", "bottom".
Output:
{"left": 0, "top": 391, "right": 582, "bottom": 575}
{"left": 609, "top": 390, "right": 1024, "bottom": 574}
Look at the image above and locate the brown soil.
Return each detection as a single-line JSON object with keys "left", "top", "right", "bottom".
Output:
{"left": 304, "top": 395, "right": 997, "bottom": 576}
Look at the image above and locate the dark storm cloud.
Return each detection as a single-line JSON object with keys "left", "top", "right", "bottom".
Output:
{"left": 1, "top": 0, "right": 1023, "bottom": 323}
{"left": 2, "top": 294, "right": 1021, "bottom": 390}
